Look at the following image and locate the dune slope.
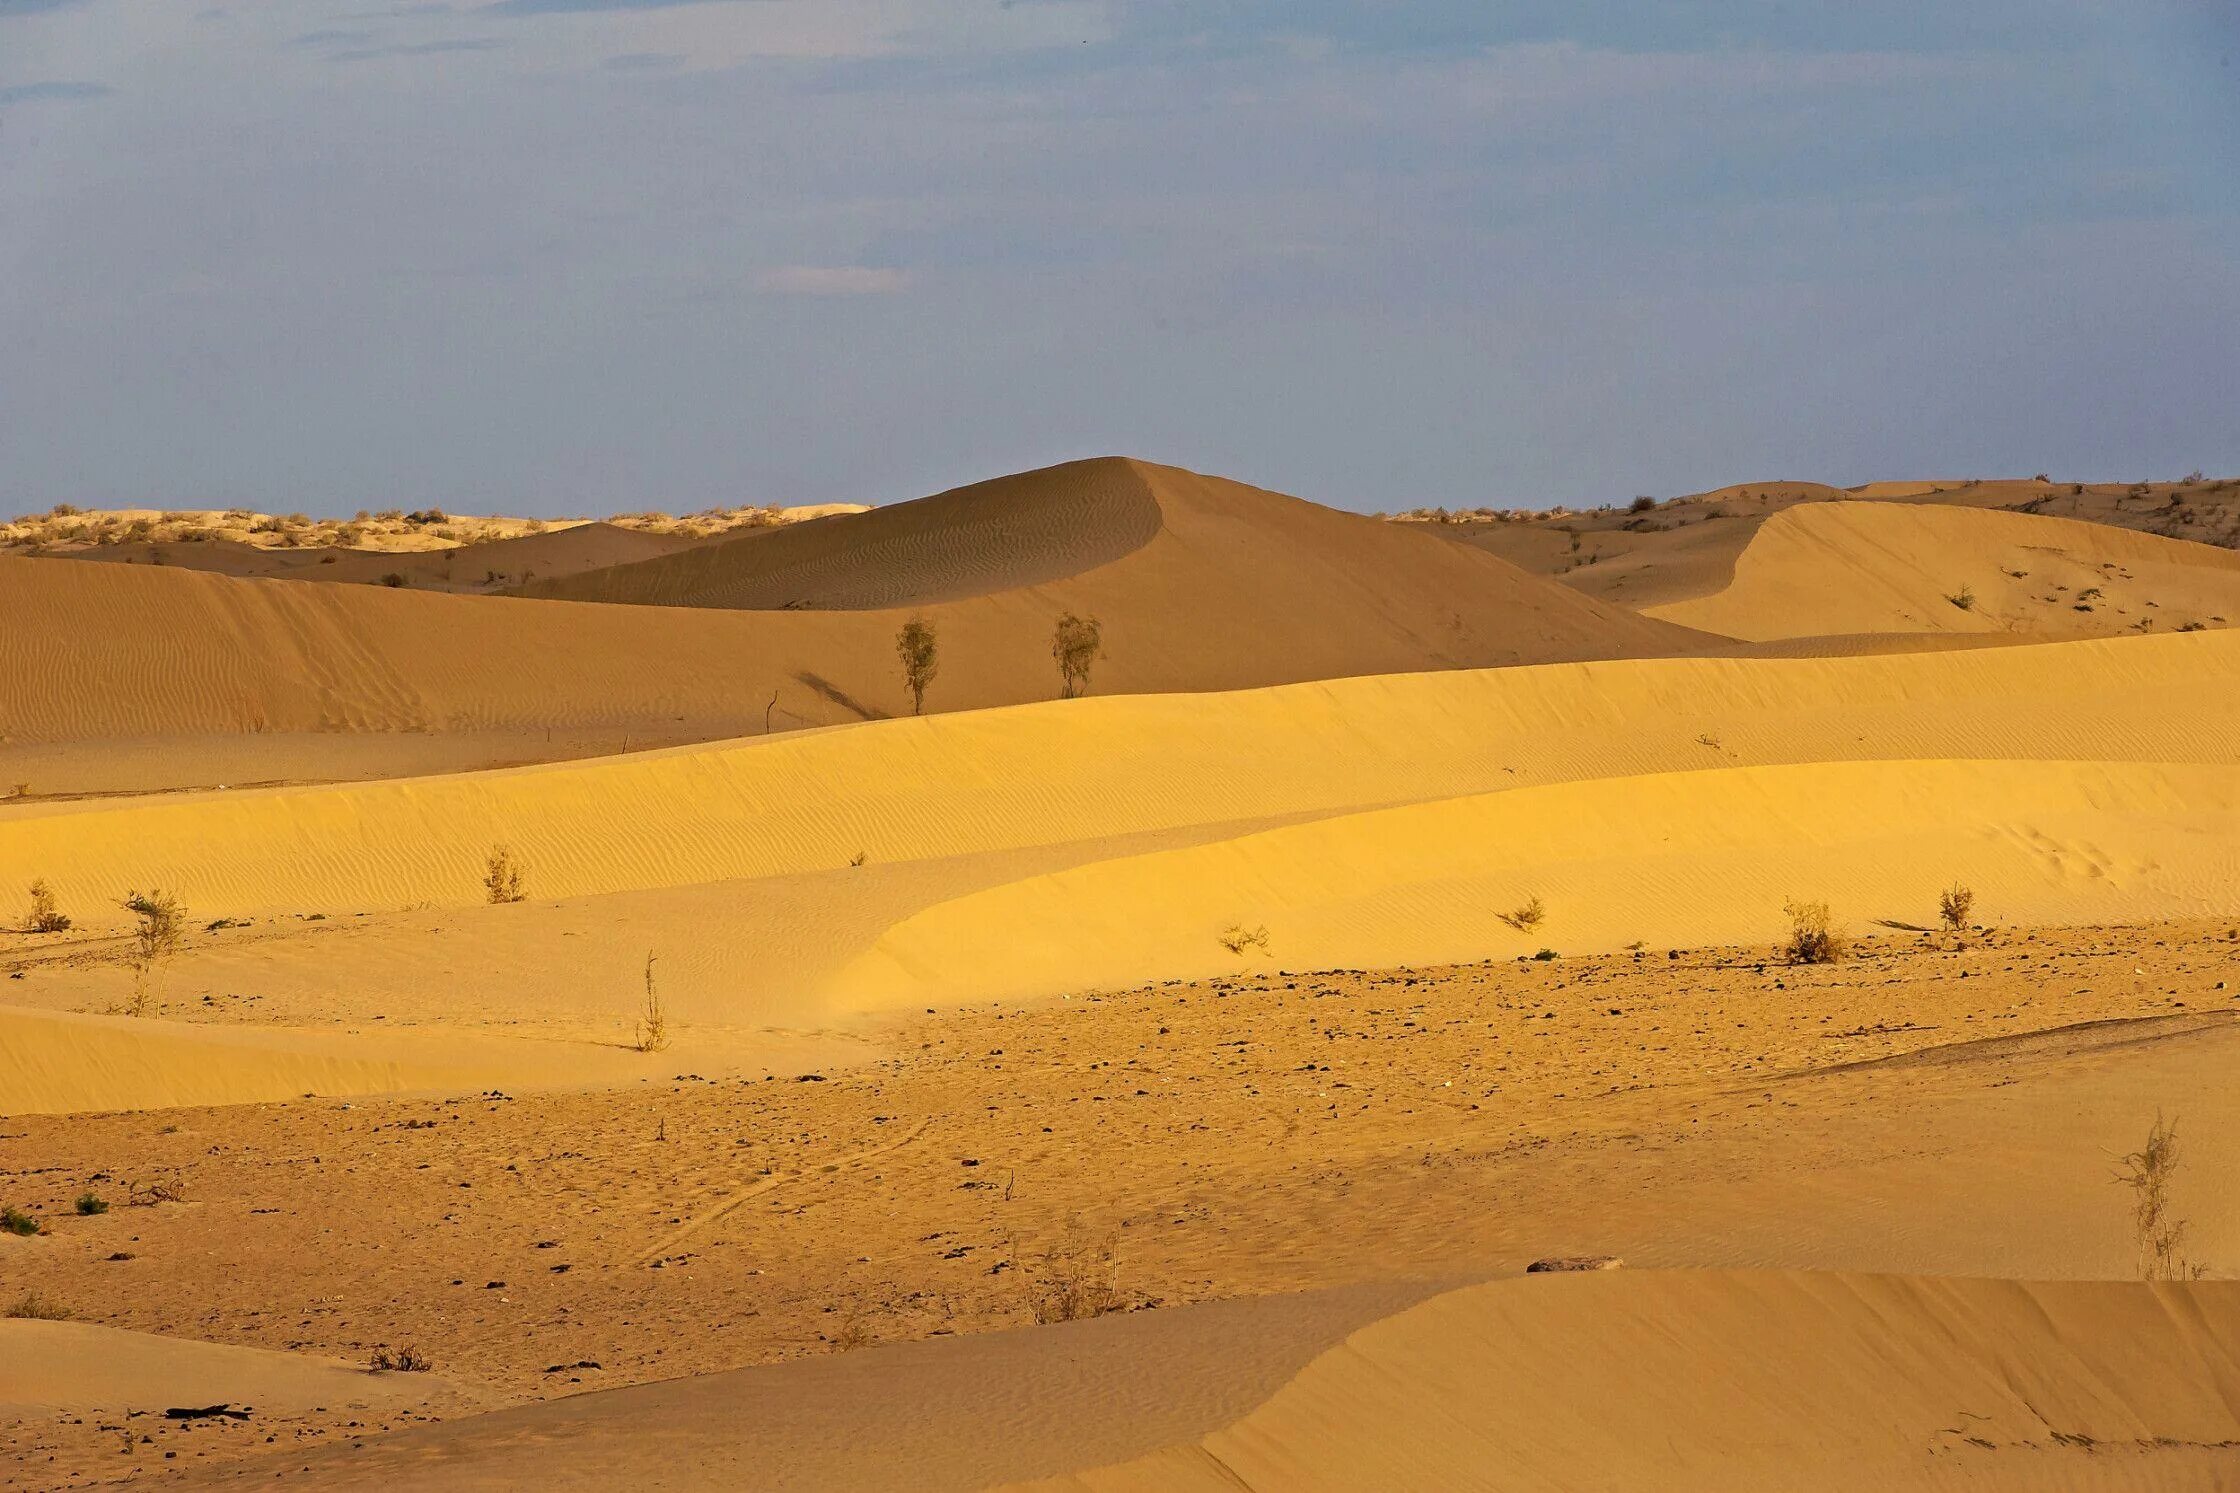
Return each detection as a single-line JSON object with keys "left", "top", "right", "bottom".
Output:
{"left": 1649, "top": 502, "right": 2240, "bottom": 641}
{"left": 1017, "top": 1272, "right": 2240, "bottom": 1492}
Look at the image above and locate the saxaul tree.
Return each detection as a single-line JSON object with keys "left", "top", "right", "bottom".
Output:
{"left": 1052, "top": 613, "right": 1104, "bottom": 699}
{"left": 895, "top": 617, "right": 938, "bottom": 715}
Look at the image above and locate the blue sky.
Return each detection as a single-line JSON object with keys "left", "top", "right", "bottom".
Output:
{"left": 1, "top": 1, "right": 2234, "bottom": 514}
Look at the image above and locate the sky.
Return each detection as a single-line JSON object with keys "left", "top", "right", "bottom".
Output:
{"left": 1, "top": 1, "right": 2235, "bottom": 515}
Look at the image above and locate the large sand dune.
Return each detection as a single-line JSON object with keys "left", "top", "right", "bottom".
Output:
{"left": 0, "top": 459, "right": 1700, "bottom": 793}
{"left": 1650, "top": 501, "right": 2240, "bottom": 641}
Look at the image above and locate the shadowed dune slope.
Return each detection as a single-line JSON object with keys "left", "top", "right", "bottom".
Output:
{"left": 517, "top": 457, "right": 1699, "bottom": 658}
{"left": 0, "top": 459, "right": 1702, "bottom": 763}
{"left": 53, "top": 522, "right": 704, "bottom": 592}
{"left": 193, "top": 1273, "right": 2240, "bottom": 1491}
{"left": 519, "top": 458, "right": 1169, "bottom": 609}
{"left": 1648, "top": 502, "right": 2240, "bottom": 641}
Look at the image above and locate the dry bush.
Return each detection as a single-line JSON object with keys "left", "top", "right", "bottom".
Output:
{"left": 122, "top": 888, "right": 186, "bottom": 1017}
{"left": 1780, "top": 898, "right": 1847, "bottom": 965}
{"left": 1218, "top": 923, "right": 1271, "bottom": 957}
{"left": 126, "top": 1175, "right": 186, "bottom": 1207}
{"left": 1025, "top": 1223, "right": 1129, "bottom": 1325}
{"left": 1498, "top": 895, "right": 1546, "bottom": 933}
{"left": 1, "top": 1206, "right": 38, "bottom": 1236}
{"left": 5, "top": 1292, "right": 71, "bottom": 1321}
{"left": 74, "top": 1192, "right": 107, "bottom": 1216}
{"left": 2115, "top": 1113, "right": 2205, "bottom": 1281}
{"left": 369, "top": 1345, "right": 432, "bottom": 1372}
{"left": 483, "top": 845, "right": 526, "bottom": 904}
{"left": 1945, "top": 583, "right": 1976, "bottom": 611}
{"left": 635, "top": 951, "right": 669, "bottom": 1054}
{"left": 1052, "top": 613, "right": 1105, "bottom": 699}
{"left": 895, "top": 617, "right": 938, "bottom": 715}
{"left": 25, "top": 879, "right": 70, "bottom": 933}
{"left": 1938, "top": 882, "right": 1976, "bottom": 933}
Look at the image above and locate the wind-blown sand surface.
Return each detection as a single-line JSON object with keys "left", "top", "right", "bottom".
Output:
{"left": 6, "top": 460, "right": 2240, "bottom": 1489}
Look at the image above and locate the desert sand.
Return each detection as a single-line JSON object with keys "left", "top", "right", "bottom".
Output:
{"left": 4, "top": 458, "right": 2239, "bottom": 1489}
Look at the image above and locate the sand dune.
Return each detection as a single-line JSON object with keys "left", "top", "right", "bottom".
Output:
{"left": 185, "top": 1272, "right": 2240, "bottom": 1491}
{"left": 1014, "top": 1272, "right": 2240, "bottom": 1492}
{"left": 1650, "top": 501, "right": 2240, "bottom": 641}
{"left": 0, "top": 459, "right": 1699, "bottom": 793}
{"left": 0, "top": 1320, "right": 450, "bottom": 1416}
{"left": 44, "top": 521, "right": 707, "bottom": 593}
{"left": 832, "top": 756, "right": 2240, "bottom": 1006}
{"left": 4, "top": 630, "right": 2232, "bottom": 923}
{"left": 519, "top": 459, "right": 1168, "bottom": 610}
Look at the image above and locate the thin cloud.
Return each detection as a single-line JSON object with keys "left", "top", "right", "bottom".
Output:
{"left": 486, "top": 0, "right": 709, "bottom": 15}
{"left": 0, "top": 80, "right": 112, "bottom": 105}
{"left": 0, "top": 0, "right": 83, "bottom": 16}
{"left": 756, "top": 266, "right": 912, "bottom": 297}
{"left": 329, "top": 37, "right": 508, "bottom": 62}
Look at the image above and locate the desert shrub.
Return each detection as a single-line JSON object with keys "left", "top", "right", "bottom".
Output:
{"left": 405, "top": 509, "right": 447, "bottom": 526}
{"left": 1780, "top": 898, "right": 1847, "bottom": 965}
{"left": 1695, "top": 732, "right": 1722, "bottom": 749}
{"left": 122, "top": 889, "right": 186, "bottom": 1017}
{"left": 1938, "top": 883, "right": 1976, "bottom": 932}
{"left": 635, "top": 951, "right": 669, "bottom": 1054}
{"left": 379, "top": 572, "right": 406, "bottom": 587}
{"left": 74, "top": 1192, "right": 107, "bottom": 1216}
{"left": 1629, "top": 495, "right": 1657, "bottom": 513}
{"left": 483, "top": 845, "right": 526, "bottom": 904}
{"left": 894, "top": 617, "right": 938, "bottom": 715}
{"left": 126, "top": 1175, "right": 185, "bottom": 1207}
{"left": 1498, "top": 895, "right": 1546, "bottom": 932}
{"left": 5, "top": 1292, "right": 71, "bottom": 1321}
{"left": 1, "top": 1206, "right": 38, "bottom": 1236}
{"left": 1946, "top": 583, "right": 1976, "bottom": 611}
{"left": 1025, "top": 1223, "right": 1128, "bottom": 1324}
{"left": 1052, "top": 613, "right": 1104, "bottom": 699}
{"left": 1217, "top": 923, "right": 1271, "bottom": 956}
{"left": 26, "top": 879, "right": 70, "bottom": 933}
{"left": 2115, "top": 1113, "right": 2202, "bottom": 1281}
{"left": 369, "top": 1345, "right": 432, "bottom": 1372}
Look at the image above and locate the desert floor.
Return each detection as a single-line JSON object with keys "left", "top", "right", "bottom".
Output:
{"left": 6, "top": 921, "right": 2239, "bottom": 1487}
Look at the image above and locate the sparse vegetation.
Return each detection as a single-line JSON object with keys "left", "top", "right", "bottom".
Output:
{"left": 2114, "top": 1113, "right": 2203, "bottom": 1281}
{"left": 895, "top": 617, "right": 938, "bottom": 715}
{"left": 1946, "top": 583, "right": 1976, "bottom": 611}
{"left": 1217, "top": 923, "right": 1271, "bottom": 957}
{"left": 369, "top": 1345, "right": 432, "bottom": 1372}
{"left": 636, "top": 951, "right": 669, "bottom": 1054}
{"left": 5, "top": 1292, "right": 71, "bottom": 1321}
{"left": 122, "top": 888, "right": 186, "bottom": 1017}
{"left": 483, "top": 844, "right": 526, "bottom": 904}
{"left": 25, "top": 879, "right": 70, "bottom": 933}
{"left": 1629, "top": 495, "right": 1657, "bottom": 513}
{"left": 1780, "top": 898, "right": 1847, "bottom": 964}
{"left": 1052, "top": 613, "right": 1104, "bottom": 699}
{"left": 74, "top": 1192, "right": 108, "bottom": 1216}
{"left": 1695, "top": 732, "right": 1722, "bottom": 750}
{"left": 1939, "top": 883, "right": 1976, "bottom": 933}
{"left": 1, "top": 1205, "right": 38, "bottom": 1236}
{"left": 1498, "top": 895, "right": 1546, "bottom": 932}
{"left": 1024, "top": 1222, "right": 1130, "bottom": 1324}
